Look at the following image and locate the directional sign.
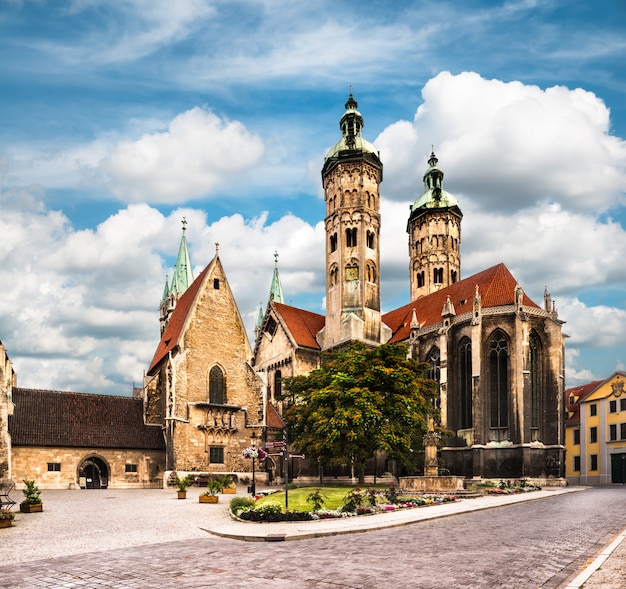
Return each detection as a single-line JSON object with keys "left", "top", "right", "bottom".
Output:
{"left": 289, "top": 454, "right": 305, "bottom": 459}
{"left": 265, "top": 441, "right": 286, "bottom": 449}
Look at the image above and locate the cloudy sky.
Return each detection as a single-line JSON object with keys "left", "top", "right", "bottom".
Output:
{"left": 1, "top": 0, "right": 625, "bottom": 395}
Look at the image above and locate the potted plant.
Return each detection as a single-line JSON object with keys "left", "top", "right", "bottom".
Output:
{"left": 174, "top": 475, "right": 192, "bottom": 499}
{"left": 199, "top": 479, "right": 223, "bottom": 503}
{"left": 0, "top": 509, "right": 15, "bottom": 528}
{"left": 218, "top": 474, "right": 237, "bottom": 494}
{"left": 20, "top": 479, "right": 43, "bottom": 513}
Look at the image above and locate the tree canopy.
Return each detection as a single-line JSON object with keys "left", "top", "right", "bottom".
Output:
{"left": 282, "top": 343, "right": 439, "bottom": 481}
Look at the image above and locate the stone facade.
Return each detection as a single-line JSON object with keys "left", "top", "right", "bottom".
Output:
{"left": 317, "top": 93, "right": 389, "bottom": 351}
{"left": 10, "top": 446, "right": 164, "bottom": 490}
{"left": 407, "top": 151, "right": 462, "bottom": 300}
{"left": 251, "top": 94, "right": 566, "bottom": 483}
{"left": 0, "top": 341, "right": 16, "bottom": 481}
{"left": 144, "top": 252, "right": 265, "bottom": 477}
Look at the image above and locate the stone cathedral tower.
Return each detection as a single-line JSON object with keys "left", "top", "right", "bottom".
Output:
{"left": 407, "top": 151, "right": 462, "bottom": 300}
{"left": 316, "top": 93, "right": 390, "bottom": 350}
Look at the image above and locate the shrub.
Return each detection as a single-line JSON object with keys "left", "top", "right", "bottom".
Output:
{"left": 366, "top": 488, "right": 378, "bottom": 507}
{"left": 306, "top": 488, "right": 327, "bottom": 513}
{"left": 22, "top": 479, "right": 42, "bottom": 505}
{"left": 342, "top": 487, "right": 364, "bottom": 512}
{"left": 384, "top": 482, "right": 398, "bottom": 504}
{"left": 230, "top": 496, "right": 255, "bottom": 515}
{"left": 238, "top": 502, "right": 283, "bottom": 522}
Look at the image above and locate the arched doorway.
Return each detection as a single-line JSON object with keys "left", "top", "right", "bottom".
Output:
{"left": 78, "top": 457, "right": 109, "bottom": 489}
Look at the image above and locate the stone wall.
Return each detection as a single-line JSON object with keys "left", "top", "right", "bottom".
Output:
{"left": 0, "top": 342, "right": 15, "bottom": 480}
{"left": 11, "top": 446, "right": 165, "bottom": 489}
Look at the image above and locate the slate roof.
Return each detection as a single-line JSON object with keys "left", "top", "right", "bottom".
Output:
{"left": 9, "top": 388, "right": 165, "bottom": 450}
{"left": 148, "top": 258, "right": 216, "bottom": 374}
{"left": 383, "top": 263, "right": 539, "bottom": 343}
{"left": 274, "top": 302, "right": 325, "bottom": 350}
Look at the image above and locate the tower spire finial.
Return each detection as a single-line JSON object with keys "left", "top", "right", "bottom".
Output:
{"left": 268, "top": 250, "right": 285, "bottom": 304}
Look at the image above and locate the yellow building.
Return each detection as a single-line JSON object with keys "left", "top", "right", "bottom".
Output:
{"left": 565, "top": 372, "right": 626, "bottom": 485}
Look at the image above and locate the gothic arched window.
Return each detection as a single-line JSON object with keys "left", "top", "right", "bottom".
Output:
{"left": 366, "top": 230, "right": 375, "bottom": 249}
{"left": 417, "top": 271, "right": 425, "bottom": 288}
{"left": 529, "top": 331, "right": 542, "bottom": 429}
{"left": 434, "top": 267, "right": 443, "bottom": 284}
{"left": 274, "top": 369, "right": 282, "bottom": 401}
{"left": 209, "top": 365, "right": 225, "bottom": 404}
{"left": 459, "top": 337, "right": 472, "bottom": 429}
{"left": 426, "top": 347, "right": 440, "bottom": 383}
{"left": 489, "top": 331, "right": 509, "bottom": 428}
{"left": 426, "top": 347, "right": 441, "bottom": 410}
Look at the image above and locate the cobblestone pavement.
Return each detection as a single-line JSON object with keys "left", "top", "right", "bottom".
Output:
{"left": 1, "top": 486, "right": 625, "bottom": 588}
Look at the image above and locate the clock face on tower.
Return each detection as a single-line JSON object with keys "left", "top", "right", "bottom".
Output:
{"left": 345, "top": 266, "right": 359, "bottom": 281}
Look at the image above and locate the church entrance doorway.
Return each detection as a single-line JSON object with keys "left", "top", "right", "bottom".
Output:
{"left": 78, "top": 457, "right": 109, "bottom": 489}
{"left": 611, "top": 453, "right": 626, "bottom": 484}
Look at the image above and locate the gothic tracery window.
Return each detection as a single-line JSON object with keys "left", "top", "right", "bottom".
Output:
{"left": 489, "top": 331, "right": 509, "bottom": 428}
{"left": 529, "top": 331, "right": 541, "bottom": 430}
{"left": 459, "top": 337, "right": 472, "bottom": 429}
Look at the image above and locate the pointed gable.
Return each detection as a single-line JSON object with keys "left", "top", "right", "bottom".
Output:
{"left": 274, "top": 302, "right": 325, "bottom": 350}
{"left": 148, "top": 258, "right": 216, "bottom": 374}
{"left": 383, "top": 263, "right": 539, "bottom": 343}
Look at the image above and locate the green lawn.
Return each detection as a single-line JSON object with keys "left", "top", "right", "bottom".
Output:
{"left": 255, "top": 485, "right": 385, "bottom": 512}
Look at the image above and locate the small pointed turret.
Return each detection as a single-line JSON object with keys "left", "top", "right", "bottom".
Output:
{"left": 170, "top": 218, "right": 194, "bottom": 297}
{"left": 269, "top": 251, "right": 285, "bottom": 304}
{"left": 159, "top": 219, "right": 195, "bottom": 336}
{"left": 161, "top": 275, "right": 170, "bottom": 302}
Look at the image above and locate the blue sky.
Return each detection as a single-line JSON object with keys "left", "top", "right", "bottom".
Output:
{"left": 1, "top": 0, "right": 625, "bottom": 394}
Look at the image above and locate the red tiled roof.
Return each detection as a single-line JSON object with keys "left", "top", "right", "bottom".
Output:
{"left": 382, "top": 263, "right": 539, "bottom": 343}
{"left": 9, "top": 388, "right": 165, "bottom": 450}
{"left": 148, "top": 258, "right": 215, "bottom": 374}
{"left": 274, "top": 302, "right": 325, "bottom": 350}
{"left": 266, "top": 401, "right": 285, "bottom": 430}
{"left": 564, "top": 380, "right": 603, "bottom": 426}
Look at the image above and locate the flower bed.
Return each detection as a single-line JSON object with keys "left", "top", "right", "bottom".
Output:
{"left": 483, "top": 480, "right": 542, "bottom": 495}
{"left": 231, "top": 492, "right": 458, "bottom": 522}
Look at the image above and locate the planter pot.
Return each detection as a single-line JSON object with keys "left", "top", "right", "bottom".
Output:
{"left": 0, "top": 519, "right": 13, "bottom": 528}
{"left": 199, "top": 495, "right": 219, "bottom": 504}
{"left": 177, "top": 491, "right": 187, "bottom": 500}
{"left": 222, "top": 487, "right": 236, "bottom": 494}
{"left": 20, "top": 502, "right": 43, "bottom": 513}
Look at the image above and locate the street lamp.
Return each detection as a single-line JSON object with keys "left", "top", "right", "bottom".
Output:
{"left": 250, "top": 431, "right": 258, "bottom": 496}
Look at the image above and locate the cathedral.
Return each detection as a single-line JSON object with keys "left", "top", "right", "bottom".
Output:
{"left": 253, "top": 93, "right": 566, "bottom": 482}
{"left": 0, "top": 92, "right": 566, "bottom": 489}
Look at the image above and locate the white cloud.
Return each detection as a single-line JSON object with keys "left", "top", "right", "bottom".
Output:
{"left": 0, "top": 189, "right": 326, "bottom": 393}
{"left": 376, "top": 72, "right": 626, "bottom": 214}
{"left": 49, "top": 0, "right": 217, "bottom": 65}
{"left": 102, "top": 107, "right": 265, "bottom": 203}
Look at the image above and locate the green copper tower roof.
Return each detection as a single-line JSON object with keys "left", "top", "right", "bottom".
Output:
{"left": 268, "top": 250, "right": 285, "bottom": 304}
{"left": 325, "top": 92, "right": 380, "bottom": 160}
{"left": 255, "top": 301, "right": 264, "bottom": 330}
{"left": 167, "top": 218, "right": 194, "bottom": 299}
{"left": 410, "top": 151, "right": 461, "bottom": 213}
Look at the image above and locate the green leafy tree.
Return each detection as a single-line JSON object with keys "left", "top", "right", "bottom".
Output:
{"left": 283, "top": 343, "right": 439, "bottom": 483}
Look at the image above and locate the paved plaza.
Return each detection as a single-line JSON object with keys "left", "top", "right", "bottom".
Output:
{"left": 1, "top": 485, "right": 625, "bottom": 588}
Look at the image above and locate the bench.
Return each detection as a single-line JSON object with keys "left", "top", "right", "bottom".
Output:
{"left": 0, "top": 479, "right": 16, "bottom": 510}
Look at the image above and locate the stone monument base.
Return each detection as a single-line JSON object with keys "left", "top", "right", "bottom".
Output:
{"left": 399, "top": 476, "right": 465, "bottom": 493}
